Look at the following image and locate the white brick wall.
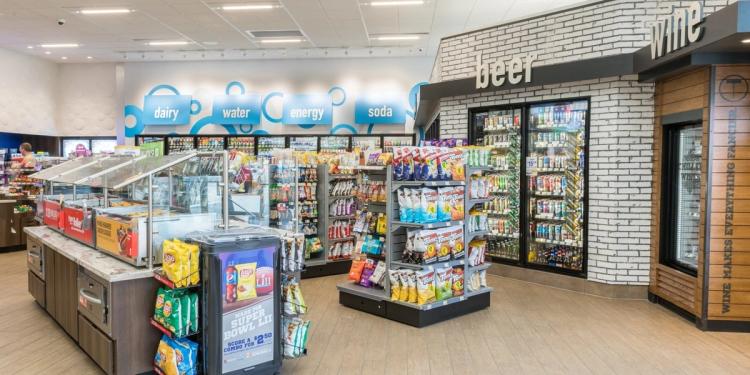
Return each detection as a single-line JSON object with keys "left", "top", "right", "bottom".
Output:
{"left": 436, "top": 0, "right": 738, "bottom": 82}
{"left": 440, "top": 77, "right": 655, "bottom": 285}
{"left": 433, "top": 0, "right": 739, "bottom": 285}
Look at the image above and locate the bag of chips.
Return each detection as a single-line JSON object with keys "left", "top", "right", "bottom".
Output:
{"left": 407, "top": 271, "right": 418, "bottom": 303}
{"left": 452, "top": 267, "right": 464, "bottom": 296}
{"left": 155, "top": 336, "right": 179, "bottom": 375}
{"left": 154, "top": 287, "right": 169, "bottom": 324}
{"left": 450, "top": 226, "right": 465, "bottom": 259}
{"left": 449, "top": 187, "right": 465, "bottom": 221}
{"left": 163, "top": 292, "right": 184, "bottom": 337}
{"left": 436, "top": 228, "right": 452, "bottom": 262}
{"left": 348, "top": 259, "right": 365, "bottom": 281}
{"left": 236, "top": 262, "right": 258, "bottom": 301}
{"left": 398, "top": 271, "right": 410, "bottom": 302}
{"left": 388, "top": 270, "right": 401, "bottom": 301}
{"left": 421, "top": 188, "right": 438, "bottom": 223}
{"left": 415, "top": 230, "right": 438, "bottom": 265}
{"left": 189, "top": 293, "right": 198, "bottom": 334}
{"left": 437, "top": 187, "right": 452, "bottom": 222}
{"left": 186, "top": 242, "right": 200, "bottom": 286}
{"left": 359, "top": 261, "right": 376, "bottom": 288}
{"left": 435, "top": 267, "right": 453, "bottom": 301}
{"left": 415, "top": 269, "right": 436, "bottom": 305}
{"left": 180, "top": 295, "right": 190, "bottom": 337}
{"left": 162, "top": 239, "right": 189, "bottom": 288}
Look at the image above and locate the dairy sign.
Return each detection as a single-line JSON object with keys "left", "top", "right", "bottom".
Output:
{"left": 143, "top": 95, "right": 192, "bottom": 125}
{"left": 650, "top": 2, "right": 705, "bottom": 60}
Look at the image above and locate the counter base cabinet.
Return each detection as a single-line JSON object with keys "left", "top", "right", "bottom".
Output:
{"left": 78, "top": 314, "right": 114, "bottom": 374}
{"left": 53, "top": 251, "right": 79, "bottom": 342}
{"left": 44, "top": 246, "right": 56, "bottom": 317}
{"left": 27, "top": 271, "right": 46, "bottom": 308}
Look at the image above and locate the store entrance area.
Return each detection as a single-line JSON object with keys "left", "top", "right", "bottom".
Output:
{"left": 2, "top": 249, "right": 749, "bottom": 374}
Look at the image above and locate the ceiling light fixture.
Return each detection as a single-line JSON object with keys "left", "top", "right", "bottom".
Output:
{"left": 147, "top": 40, "right": 190, "bottom": 46}
{"left": 78, "top": 8, "right": 132, "bottom": 15}
{"left": 40, "top": 43, "right": 79, "bottom": 48}
{"left": 26, "top": 45, "right": 33, "bottom": 49}
{"left": 259, "top": 38, "right": 302, "bottom": 44}
{"left": 87, "top": 56, "right": 93, "bottom": 59}
{"left": 221, "top": 4, "right": 276, "bottom": 11}
{"left": 44, "top": 51, "right": 51, "bottom": 55}
{"left": 61, "top": 56, "right": 67, "bottom": 60}
{"left": 373, "top": 35, "right": 420, "bottom": 41}
{"left": 742, "top": 38, "right": 750, "bottom": 44}
{"left": 370, "top": 1, "right": 424, "bottom": 6}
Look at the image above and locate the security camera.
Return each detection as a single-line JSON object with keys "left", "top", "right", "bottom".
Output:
{"left": 57, "top": 18, "right": 66, "bottom": 26}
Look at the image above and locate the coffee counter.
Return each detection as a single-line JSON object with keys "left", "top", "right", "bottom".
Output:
{"left": 25, "top": 226, "right": 159, "bottom": 375}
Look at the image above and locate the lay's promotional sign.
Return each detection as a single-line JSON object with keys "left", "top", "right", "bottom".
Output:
{"left": 354, "top": 98, "right": 405, "bottom": 124}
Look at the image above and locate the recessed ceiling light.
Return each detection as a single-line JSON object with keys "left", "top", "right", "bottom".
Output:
{"left": 220, "top": 4, "right": 277, "bottom": 11}
{"left": 369, "top": 1, "right": 424, "bottom": 6}
{"left": 44, "top": 51, "right": 51, "bottom": 55}
{"left": 61, "top": 56, "right": 67, "bottom": 60}
{"left": 78, "top": 8, "right": 132, "bottom": 15}
{"left": 87, "top": 56, "right": 93, "bottom": 59}
{"left": 147, "top": 40, "right": 190, "bottom": 46}
{"left": 742, "top": 38, "right": 750, "bottom": 44}
{"left": 26, "top": 45, "right": 33, "bottom": 49}
{"left": 259, "top": 38, "right": 303, "bottom": 44}
{"left": 41, "top": 43, "right": 79, "bottom": 48}
{"left": 373, "top": 35, "right": 421, "bottom": 41}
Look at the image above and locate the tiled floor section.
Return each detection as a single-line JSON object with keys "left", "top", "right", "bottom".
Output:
{"left": 1, "top": 250, "right": 749, "bottom": 374}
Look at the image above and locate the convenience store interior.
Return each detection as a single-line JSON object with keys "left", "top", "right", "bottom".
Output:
{"left": 1, "top": 1, "right": 750, "bottom": 374}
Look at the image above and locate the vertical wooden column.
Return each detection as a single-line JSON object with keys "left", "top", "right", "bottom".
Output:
{"left": 706, "top": 65, "right": 750, "bottom": 323}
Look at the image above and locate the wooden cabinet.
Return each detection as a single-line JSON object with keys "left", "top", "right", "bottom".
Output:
{"left": 27, "top": 271, "right": 46, "bottom": 308}
{"left": 78, "top": 314, "right": 114, "bottom": 375}
{"left": 54, "top": 252, "right": 79, "bottom": 341}
{"left": 44, "top": 246, "right": 56, "bottom": 317}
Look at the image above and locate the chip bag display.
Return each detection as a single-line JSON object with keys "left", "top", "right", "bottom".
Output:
{"left": 389, "top": 270, "right": 401, "bottom": 301}
{"left": 154, "top": 334, "right": 199, "bottom": 375}
{"left": 348, "top": 259, "right": 366, "bottom": 281}
{"left": 452, "top": 267, "right": 464, "bottom": 296}
{"left": 154, "top": 287, "right": 170, "bottom": 324}
{"left": 435, "top": 267, "right": 453, "bottom": 301}
{"left": 450, "top": 226, "right": 465, "bottom": 259}
{"left": 415, "top": 269, "right": 436, "bottom": 305}
{"left": 437, "top": 187, "right": 452, "bottom": 222}
{"left": 162, "top": 239, "right": 188, "bottom": 288}
{"left": 235, "top": 262, "right": 258, "bottom": 301}
{"left": 399, "top": 271, "right": 410, "bottom": 302}
{"left": 436, "top": 228, "right": 452, "bottom": 262}
{"left": 407, "top": 270, "right": 418, "bottom": 304}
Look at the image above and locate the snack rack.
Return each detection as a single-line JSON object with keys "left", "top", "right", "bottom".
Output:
{"left": 297, "top": 163, "right": 323, "bottom": 267}
{"left": 302, "top": 165, "right": 355, "bottom": 278}
{"left": 337, "top": 165, "right": 492, "bottom": 327}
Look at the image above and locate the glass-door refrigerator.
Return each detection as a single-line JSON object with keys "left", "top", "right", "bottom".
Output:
{"left": 193, "top": 230, "right": 282, "bottom": 375}
{"left": 228, "top": 137, "right": 255, "bottom": 154}
{"left": 470, "top": 107, "right": 523, "bottom": 262}
{"left": 289, "top": 136, "right": 319, "bottom": 152}
{"left": 661, "top": 124, "right": 701, "bottom": 273}
{"left": 166, "top": 136, "right": 196, "bottom": 154}
{"left": 257, "top": 137, "right": 286, "bottom": 158}
{"left": 197, "top": 136, "right": 226, "bottom": 151}
{"left": 526, "top": 100, "right": 588, "bottom": 274}
{"left": 319, "top": 136, "right": 349, "bottom": 153}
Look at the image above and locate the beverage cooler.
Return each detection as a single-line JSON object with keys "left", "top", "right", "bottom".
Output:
{"left": 660, "top": 123, "right": 702, "bottom": 273}
{"left": 198, "top": 137, "right": 226, "bottom": 151}
{"left": 192, "top": 230, "right": 282, "bottom": 375}
{"left": 469, "top": 99, "right": 589, "bottom": 277}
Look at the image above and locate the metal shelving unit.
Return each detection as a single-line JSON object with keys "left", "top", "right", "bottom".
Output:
{"left": 338, "top": 165, "right": 492, "bottom": 327}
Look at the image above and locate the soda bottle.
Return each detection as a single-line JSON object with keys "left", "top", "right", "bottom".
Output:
{"left": 225, "top": 262, "right": 238, "bottom": 304}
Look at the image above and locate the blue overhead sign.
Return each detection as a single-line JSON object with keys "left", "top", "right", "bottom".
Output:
{"left": 282, "top": 94, "right": 332, "bottom": 125}
{"left": 212, "top": 94, "right": 262, "bottom": 125}
{"left": 143, "top": 95, "right": 192, "bottom": 125}
{"left": 355, "top": 98, "right": 406, "bottom": 124}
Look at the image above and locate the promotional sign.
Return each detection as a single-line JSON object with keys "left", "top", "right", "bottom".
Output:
{"left": 212, "top": 94, "right": 262, "bottom": 125}
{"left": 95, "top": 215, "right": 138, "bottom": 259}
{"left": 62, "top": 207, "right": 94, "bottom": 245}
{"left": 43, "top": 200, "right": 63, "bottom": 229}
{"left": 220, "top": 247, "right": 276, "bottom": 373}
{"left": 354, "top": 98, "right": 406, "bottom": 124}
{"left": 143, "top": 95, "right": 192, "bottom": 125}
{"left": 282, "top": 94, "right": 332, "bottom": 125}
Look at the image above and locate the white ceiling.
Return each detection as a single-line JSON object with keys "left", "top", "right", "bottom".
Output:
{"left": 0, "top": 0, "right": 590, "bottom": 62}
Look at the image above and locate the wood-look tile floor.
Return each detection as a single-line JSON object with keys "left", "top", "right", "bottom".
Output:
{"left": 1, "top": 250, "right": 749, "bottom": 374}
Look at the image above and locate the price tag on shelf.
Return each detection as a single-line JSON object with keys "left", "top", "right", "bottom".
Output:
{"left": 526, "top": 157, "right": 537, "bottom": 175}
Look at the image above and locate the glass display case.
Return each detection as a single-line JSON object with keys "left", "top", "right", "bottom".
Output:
{"left": 289, "top": 136, "right": 318, "bottom": 152}
{"left": 34, "top": 152, "right": 229, "bottom": 268}
{"left": 257, "top": 137, "right": 286, "bottom": 158}
{"left": 167, "top": 136, "right": 196, "bottom": 154}
{"left": 661, "top": 124, "right": 701, "bottom": 272}
{"left": 526, "top": 100, "right": 587, "bottom": 273}
{"left": 227, "top": 137, "right": 255, "bottom": 154}
{"left": 320, "top": 136, "right": 349, "bottom": 153}
{"left": 471, "top": 107, "right": 523, "bottom": 262}
{"left": 383, "top": 135, "right": 413, "bottom": 153}
{"left": 197, "top": 136, "right": 226, "bottom": 151}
